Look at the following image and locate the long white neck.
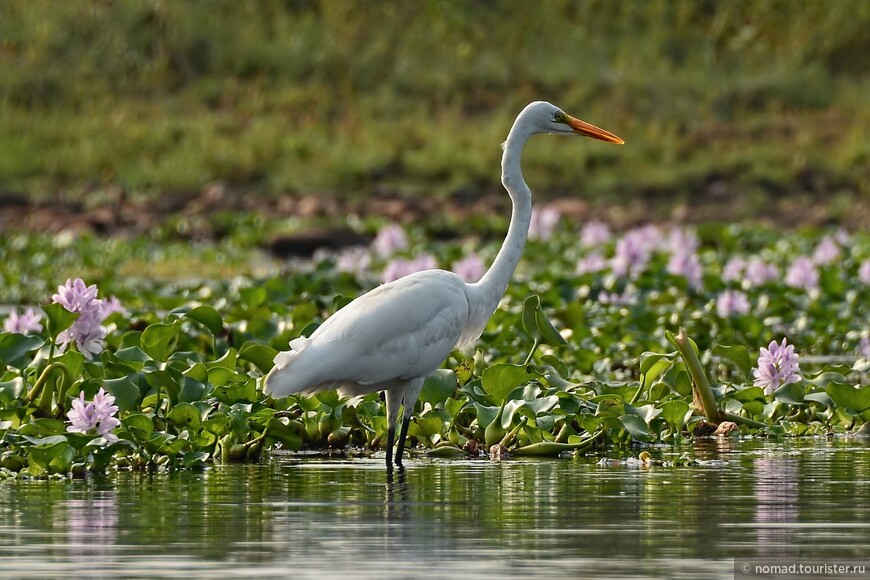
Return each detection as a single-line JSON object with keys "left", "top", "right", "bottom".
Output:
{"left": 459, "top": 118, "right": 534, "bottom": 347}
{"left": 475, "top": 125, "right": 533, "bottom": 299}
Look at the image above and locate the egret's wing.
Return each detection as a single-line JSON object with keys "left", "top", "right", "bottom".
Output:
{"left": 264, "top": 270, "right": 469, "bottom": 397}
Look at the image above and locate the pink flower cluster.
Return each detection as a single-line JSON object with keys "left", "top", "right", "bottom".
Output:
{"left": 452, "top": 254, "right": 486, "bottom": 283}
{"left": 52, "top": 278, "right": 125, "bottom": 360}
{"left": 4, "top": 307, "right": 43, "bottom": 335}
{"left": 382, "top": 254, "right": 438, "bottom": 282}
{"left": 528, "top": 205, "right": 561, "bottom": 241}
{"left": 716, "top": 289, "right": 750, "bottom": 317}
{"left": 611, "top": 226, "right": 659, "bottom": 278}
{"left": 372, "top": 224, "right": 408, "bottom": 257}
{"left": 67, "top": 387, "right": 120, "bottom": 442}
{"left": 722, "top": 256, "right": 780, "bottom": 287}
{"left": 752, "top": 338, "right": 801, "bottom": 395}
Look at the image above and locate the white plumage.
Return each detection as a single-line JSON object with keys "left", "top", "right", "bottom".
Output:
{"left": 263, "top": 101, "right": 623, "bottom": 468}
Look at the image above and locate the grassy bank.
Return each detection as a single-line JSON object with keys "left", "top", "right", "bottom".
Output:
{"left": 1, "top": 0, "right": 868, "bottom": 217}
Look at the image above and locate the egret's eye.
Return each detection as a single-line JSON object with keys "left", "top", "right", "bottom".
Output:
{"left": 553, "top": 111, "right": 564, "bottom": 122}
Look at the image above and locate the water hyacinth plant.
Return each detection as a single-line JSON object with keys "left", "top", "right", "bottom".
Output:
{"left": 67, "top": 388, "right": 120, "bottom": 442}
{"left": 528, "top": 205, "right": 561, "bottom": 241}
{"left": 716, "top": 290, "right": 750, "bottom": 318}
{"left": 4, "top": 308, "right": 43, "bottom": 335}
{"left": 753, "top": 339, "right": 802, "bottom": 396}
{"left": 0, "top": 221, "right": 868, "bottom": 478}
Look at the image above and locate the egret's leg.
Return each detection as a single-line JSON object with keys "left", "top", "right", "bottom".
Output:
{"left": 384, "top": 387, "right": 402, "bottom": 469}
{"left": 385, "top": 423, "right": 395, "bottom": 469}
{"left": 395, "top": 414, "right": 411, "bottom": 467}
{"left": 394, "top": 378, "right": 424, "bottom": 467}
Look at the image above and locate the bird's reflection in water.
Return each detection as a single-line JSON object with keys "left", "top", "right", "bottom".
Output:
{"left": 384, "top": 466, "right": 410, "bottom": 549}
{"left": 385, "top": 466, "right": 409, "bottom": 508}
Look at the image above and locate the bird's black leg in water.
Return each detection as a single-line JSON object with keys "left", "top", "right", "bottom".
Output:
{"left": 394, "top": 414, "right": 411, "bottom": 467}
{"left": 385, "top": 423, "right": 395, "bottom": 469}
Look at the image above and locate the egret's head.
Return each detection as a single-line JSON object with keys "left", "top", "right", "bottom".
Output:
{"left": 521, "top": 101, "right": 624, "bottom": 144}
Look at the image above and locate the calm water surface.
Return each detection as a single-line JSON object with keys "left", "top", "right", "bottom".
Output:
{"left": 1, "top": 438, "right": 868, "bottom": 579}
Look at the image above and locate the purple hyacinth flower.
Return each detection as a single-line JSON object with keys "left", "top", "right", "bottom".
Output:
{"left": 52, "top": 279, "right": 99, "bottom": 313}
{"left": 785, "top": 257, "right": 819, "bottom": 291}
{"left": 716, "top": 289, "right": 750, "bottom": 317}
{"left": 752, "top": 338, "right": 801, "bottom": 395}
{"left": 452, "top": 254, "right": 486, "bottom": 283}
{"left": 580, "top": 220, "right": 612, "bottom": 247}
{"left": 372, "top": 224, "right": 408, "bottom": 258}
{"left": 611, "top": 226, "right": 661, "bottom": 278}
{"left": 528, "top": 205, "right": 561, "bottom": 241}
{"left": 382, "top": 254, "right": 437, "bottom": 282}
{"left": 576, "top": 252, "right": 608, "bottom": 275}
{"left": 745, "top": 257, "right": 779, "bottom": 286}
{"left": 666, "top": 250, "right": 703, "bottom": 290}
{"left": 336, "top": 248, "right": 372, "bottom": 277}
{"left": 666, "top": 227, "right": 700, "bottom": 254}
{"left": 722, "top": 257, "right": 746, "bottom": 282}
{"left": 859, "top": 260, "right": 870, "bottom": 285}
{"left": 67, "top": 387, "right": 120, "bottom": 442}
{"left": 51, "top": 277, "right": 113, "bottom": 360}
{"left": 597, "top": 289, "right": 637, "bottom": 306}
{"left": 811, "top": 235, "right": 840, "bottom": 266}
{"left": 4, "top": 307, "right": 43, "bottom": 335}
{"left": 100, "top": 296, "right": 128, "bottom": 318}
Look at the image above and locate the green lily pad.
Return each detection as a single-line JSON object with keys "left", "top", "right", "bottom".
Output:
{"left": 114, "top": 346, "right": 151, "bottom": 363}
{"left": 122, "top": 413, "right": 154, "bottom": 438}
{"left": 444, "top": 397, "right": 466, "bottom": 419}
{"left": 0, "top": 377, "right": 25, "bottom": 407}
{"left": 773, "top": 382, "right": 805, "bottom": 405}
{"left": 732, "top": 386, "right": 766, "bottom": 402}
{"left": 178, "top": 376, "right": 205, "bottom": 403}
{"left": 266, "top": 417, "right": 303, "bottom": 450}
{"left": 826, "top": 382, "right": 870, "bottom": 412}
{"left": 660, "top": 399, "right": 691, "bottom": 429}
{"left": 473, "top": 402, "right": 500, "bottom": 429}
{"left": 412, "top": 414, "right": 443, "bottom": 437}
{"left": 0, "top": 332, "right": 45, "bottom": 367}
{"left": 185, "top": 305, "right": 224, "bottom": 336}
{"left": 521, "top": 295, "right": 540, "bottom": 341}
{"left": 239, "top": 341, "right": 279, "bottom": 374}
{"left": 521, "top": 294, "right": 566, "bottom": 346}
{"left": 26, "top": 437, "right": 75, "bottom": 474}
{"left": 712, "top": 344, "right": 751, "bottom": 379}
{"left": 481, "top": 363, "right": 531, "bottom": 403}
{"left": 639, "top": 351, "right": 676, "bottom": 389}
{"left": 42, "top": 303, "right": 78, "bottom": 341}
{"left": 203, "top": 413, "right": 232, "bottom": 436}
{"left": 213, "top": 378, "right": 258, "bottom": 404}
{"left": 420, "top": 369, "right": 458, "bottom": 406}
{"left": 741, "top": 400, "right": 765, "bottom": 416}
{"left": 205, "top": 348, "right": 238, "bottom": 370}
{"left": 140, "top": 320, "right": 180, "bottom": 361}
{"left": 167, "top": 402, "right": 202, "bottom": 430}
{"left": 103, "top": 375, "right": 142, "bottom": 412}
{"left": 240, "top": 286, "right": 268, "bottom": 308}
{"left": 619, "top": 414, "right": 654, "bottom": 442}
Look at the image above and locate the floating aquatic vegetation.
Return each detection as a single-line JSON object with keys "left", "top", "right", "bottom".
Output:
{"left": 0, "top": 222, "right": 868, "bottom": 478}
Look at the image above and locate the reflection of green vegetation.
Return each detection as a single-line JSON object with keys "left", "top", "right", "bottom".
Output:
{"left": 3, "top": 442, "right": 869, "bottom": 571}
{"left": 1, "top": 1, "right": 867, "bottom": 208}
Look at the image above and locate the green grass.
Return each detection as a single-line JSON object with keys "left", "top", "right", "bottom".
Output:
{"left": 0, "top": 0, "right": 868, "bottom": 209}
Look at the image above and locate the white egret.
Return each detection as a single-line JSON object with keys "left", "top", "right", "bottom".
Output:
{"left": 263, "top": 101, "right": 623, "bottom": 467}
